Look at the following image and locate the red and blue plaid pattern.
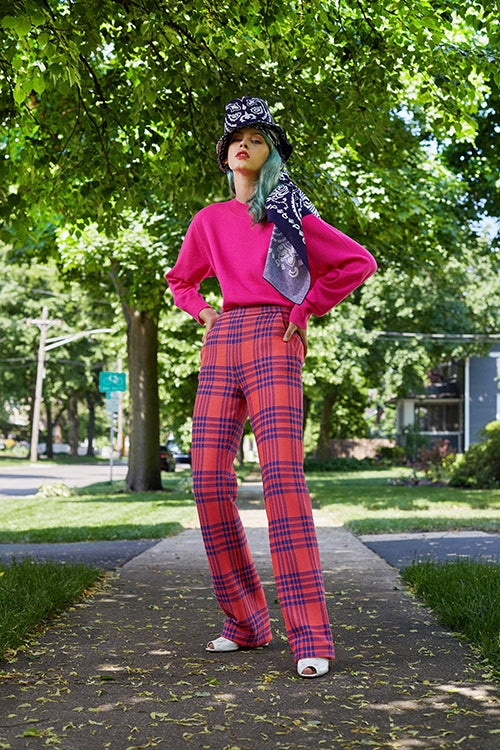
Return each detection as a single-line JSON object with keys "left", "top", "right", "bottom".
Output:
{"left": 192, "top": 306, "right": 335, "bottom": 661}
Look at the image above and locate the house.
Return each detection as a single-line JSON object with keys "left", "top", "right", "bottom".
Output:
{"left": 396, "top": 349, "right": 500, "bottom": 453}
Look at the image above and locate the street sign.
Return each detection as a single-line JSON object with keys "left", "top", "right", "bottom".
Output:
{"left": 105, "top": 392, "right": 120, "bottom": 414}
{"left": 99, "top": 371, "right": 126, "bottom": 392}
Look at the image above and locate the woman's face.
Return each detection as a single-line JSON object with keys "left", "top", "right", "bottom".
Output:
{"left": 226, "top": 128, "right": 270, "bottom": 175}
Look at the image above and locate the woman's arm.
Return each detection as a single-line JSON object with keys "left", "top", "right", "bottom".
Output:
{"left": 166, "top": 217, "right": 216, "bottom": 323}
{"left": 289, "top": 215, "right": 377, "bottom": 329}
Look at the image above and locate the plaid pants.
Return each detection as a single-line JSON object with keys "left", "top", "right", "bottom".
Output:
{"left": 192, "top": 306, "right": 335, "bottom": 661}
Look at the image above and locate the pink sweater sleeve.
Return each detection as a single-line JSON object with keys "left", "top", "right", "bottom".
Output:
{"left": 165, "top": 219, "right": 214, "bottom": 323}
{"left": 289, "top": 215, "right": 377, "bottom": 329}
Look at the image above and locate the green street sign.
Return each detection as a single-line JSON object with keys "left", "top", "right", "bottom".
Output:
{"left": 99, "top": 371, "right": 126, "bottom": 392}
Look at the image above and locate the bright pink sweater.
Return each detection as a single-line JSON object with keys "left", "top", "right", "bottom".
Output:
{"left": 166, "top": 198, "right": 377, "bottom": 329}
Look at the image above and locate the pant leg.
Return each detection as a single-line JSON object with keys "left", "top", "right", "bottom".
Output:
{"left": 192, "top": 314, "right": 272, "bottom": 647}
{"left": 240, "top": 308, "right": 335, "bottom": 661}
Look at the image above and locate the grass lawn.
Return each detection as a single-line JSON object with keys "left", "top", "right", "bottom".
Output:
{"left": 1, "top": 465, "right": 498, "bottom": 543}
{"left": 0, "top": 453, "right": 111, "bottom": 466}
{"left": 0, "top": 462, "right": 257, "bottom": 544}
{"left": 306, "top": 467, "right": 500, "bottom": 534}
{"left": 305, "top": 467, "right": 500, "bottom": 677}
{"left": 0, "top": 466, "right": 197, "bottom": 655}
{"left": 402, "top": 558, "right": 500, "bottom": 679}
{"left": 0, "top": 558, "right": 102, "bottom": 656}
{"left": 0, "top": 473, "right": 197, "bottom": 544}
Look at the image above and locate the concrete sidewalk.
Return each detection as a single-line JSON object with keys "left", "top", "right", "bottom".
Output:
{"left": 0, "top": 481, "right": 498, "bottom": 749}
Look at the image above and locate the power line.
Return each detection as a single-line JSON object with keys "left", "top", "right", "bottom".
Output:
{"left": 347, "top": 329, "right": 500, "bottom": 342}
{"left": 0, "top": 280, "right": 115, "bottom": 307}
{"left": 0, "top": 358, "right": 106, "bottom": 369}
{"left": 0, "top": 356, "right": 36, "bottom": 363}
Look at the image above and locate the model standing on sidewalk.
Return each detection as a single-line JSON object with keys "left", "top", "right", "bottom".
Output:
{"left": 166, "top": 96, "right": 376, "bottom": 678}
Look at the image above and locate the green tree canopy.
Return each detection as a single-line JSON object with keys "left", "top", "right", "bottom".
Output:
{"left": 1, "top": 0, "right": 498, "bottom": 242}
{"left": 1, "top": 0, "right": 499, "bottom": 483}
{"left": 444, "top": 79, "right": 500, "bottom": 237}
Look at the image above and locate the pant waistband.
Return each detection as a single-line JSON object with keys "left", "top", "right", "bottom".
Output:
{"left": 221, "top": 305, "right": 292, "bottom": 317}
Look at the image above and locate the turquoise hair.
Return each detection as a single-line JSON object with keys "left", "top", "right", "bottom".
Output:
{"left": 227, "top": 132, "right": 283, "bottom": 224}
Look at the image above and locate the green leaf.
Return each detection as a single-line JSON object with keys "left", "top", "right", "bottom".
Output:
{"left": 13, "top": 82, "right": 28, "bottom": 105}
{"left": 1, "top": 15, "right": 17, "bottom": 29}
{"left": 14, "top": 16, "right": 32, "bottom": 38}
{"left": 31, "top": 74, "right": 46, "bottom": 94}
{"left": 31, "top": 12, "right": 46, "bottom": 27}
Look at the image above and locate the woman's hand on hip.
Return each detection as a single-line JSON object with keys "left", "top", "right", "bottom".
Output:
{"left": 283, "top": 322, "right": 308, "bottom": 355}
{"left": 200, "top": 307, "right": 220, "bottom": 344}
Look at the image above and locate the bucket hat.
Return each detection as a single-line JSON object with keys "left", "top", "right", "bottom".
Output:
{"left": 216, "top": 96, "right": 293, "bottom": 172}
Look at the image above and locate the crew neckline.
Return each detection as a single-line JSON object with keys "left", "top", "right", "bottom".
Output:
{"left": 228, "top": 198, "right": 252, "bottom": 216}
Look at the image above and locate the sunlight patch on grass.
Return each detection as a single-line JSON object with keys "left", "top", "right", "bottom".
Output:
{"left": 307, "top": 469, "right": 500, "bottom": 534}
{"left": 0, "top": 479, "right": 197, "bottom": 543}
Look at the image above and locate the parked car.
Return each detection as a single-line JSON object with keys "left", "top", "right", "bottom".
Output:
{"left": 160, "top": 445, "right": 176, "bottom": 472}
{"left": 167, "top": 440, "right": 192, "bottom": 464}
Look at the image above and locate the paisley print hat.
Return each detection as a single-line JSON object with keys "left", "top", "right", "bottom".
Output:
{"left": 216, "top": 96, "right": 293, "bottom": 172}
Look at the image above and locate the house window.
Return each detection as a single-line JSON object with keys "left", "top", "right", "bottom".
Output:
{"left": 415, "top": 403, "right": 460, "bottom": 432}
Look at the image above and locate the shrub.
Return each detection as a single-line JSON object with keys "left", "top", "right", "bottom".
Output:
{"left": 415, "top": 439, "right": 457, "bottom": 485}
{"left": 450, "top": 421, "right": 500, "bottom": 489}
{"left": 400, "top": 423, "right": 430, "bottom": 463}
{"left": 376, "top": 445, "right": 406, "bottom": 465}
{"left": 36, "top": 482, "right": 72, "bottom": 498}
{"left": 303, "top": 457, "right": 374, "bottom": 472}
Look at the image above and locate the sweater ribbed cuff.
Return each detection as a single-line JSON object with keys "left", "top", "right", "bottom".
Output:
{"left": 289, "top": 306, "right": 312, "bottom": 329}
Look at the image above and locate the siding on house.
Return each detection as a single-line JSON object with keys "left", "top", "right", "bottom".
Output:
{"left": 468, "top": 352, "right": 500, "bottom": 443}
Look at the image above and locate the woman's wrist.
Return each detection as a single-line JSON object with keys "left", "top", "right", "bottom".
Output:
{"left": 199, "top": 307, "right": 218, "bottom": 325}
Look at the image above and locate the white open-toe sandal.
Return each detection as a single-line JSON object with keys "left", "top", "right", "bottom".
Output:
{"left": 297, "top": 657, "right": 329, "bottom": 678}
{"left": 206, "top": 636, "right": 240, "bottom": 652}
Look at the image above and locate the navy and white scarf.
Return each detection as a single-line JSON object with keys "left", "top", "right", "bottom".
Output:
{"left": 263, "top": 173, "right": 320, "bottom": 305}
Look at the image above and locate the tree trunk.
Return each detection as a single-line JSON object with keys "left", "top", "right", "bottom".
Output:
{"left": 86, "top": 393, "right": 95, "bottom": 457}
{"left": 45, "top": 398, "right": 53, "bottom": 458}
{"left": 237, "top": 437, "right": 244, "bottom": 465}
{"left": 67, "top": 394, "right": 79, "bottom": 457}
{"left": 123, "top": 305, "right": 162, "bottom": 491}
{"left": 315, "top": 390, "right": 338, "bottom": 462}
{"left": 303, "top": 392, "right": 311, "bottom": 435}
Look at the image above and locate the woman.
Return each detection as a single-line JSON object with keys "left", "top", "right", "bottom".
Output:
{"left": 166, "top": 97, "right": 377, "bottom": 678}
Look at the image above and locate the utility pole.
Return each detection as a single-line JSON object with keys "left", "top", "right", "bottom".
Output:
{"left": 27, "top": 305, "right": 114, "bottom": 463}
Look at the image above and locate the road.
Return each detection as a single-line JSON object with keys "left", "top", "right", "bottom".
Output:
{"left": 0, "top": 461, "right": 129, "bottom": 497}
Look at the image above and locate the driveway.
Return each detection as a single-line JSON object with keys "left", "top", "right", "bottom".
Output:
{"left": 361, "top": 530, "right": 500, "bottom": 569}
